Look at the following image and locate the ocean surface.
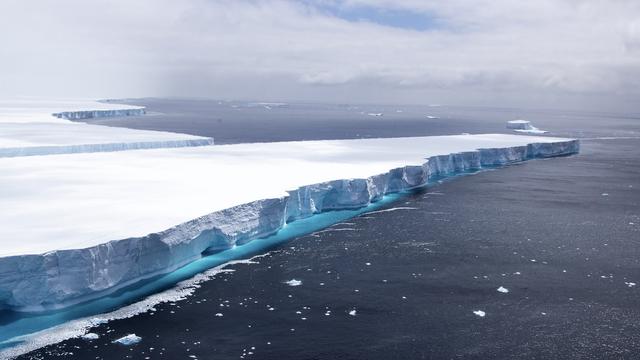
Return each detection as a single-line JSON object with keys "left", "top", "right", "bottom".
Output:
{"left": 11, "top": 99, "right": 640, "bottom": 359}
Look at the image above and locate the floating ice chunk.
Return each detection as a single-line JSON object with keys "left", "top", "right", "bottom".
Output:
{"left": 473, "top": 310, "right": 486, "bottom": 317}
{"left": 88, "top": 318, "right": 108, "bottom": 326}
{"left": 215, "top": 313, "right": 224, "bottom": 317}
{"left": 367, "top": 113, "right": 383, "bottom": 117}
{"left": 506, "top": 120, "right": 548, "bottom": 134}
{"left": 81, "top": 333, "right": 99, "bottom": 340}
{"left": 497, "top": 286, "right": 509, "bottom": 293}
{"left": 426, "top": 115, "right": 439, "bottom": 119}
{"left": 601, "top": 193, "right": 609, "bottom": 196}
{"left": 625, "top": 282, "right": 636, "bottom": 288}
{"left": 113, "top": 334, "right": 142, "bottom": 346}
{"left": 285, "top": 279, "right": 302, "bottom": 287}
{"left": 349, "top": 309, "right": 357, "bottom": 316}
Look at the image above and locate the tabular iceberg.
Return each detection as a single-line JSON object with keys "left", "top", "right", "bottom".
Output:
{"left": 0, "top": 100, "right": 214, "bottom": 157}
{"left": 0, "top": 134, "right": 579, "bottom": 311}
{"left": 52, "top": 108, "right": 146, "bottom": 120}
{"left": 506, "top": 119, "right": 548, "bottom": 134}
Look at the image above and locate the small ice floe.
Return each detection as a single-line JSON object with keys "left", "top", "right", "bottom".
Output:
{"left": 88, "top": 318, "right": 108, "bottom": 326}
{"left": 473, "top": 310, "right": 486, "bottom": 317}
{"left": 348, "top": 309, "right": 357, "bottom": 316}
{"left": 215, "top": 313, "right": 224, "bottom": 317}
{"left": 625, "top": 282, "right": 637, "bottom": 288}
{"left": 601, "top": 193, "right": 609, "bottom": 196}
{"left": 112, "top": 334, "right": 142, "bottom": 346}
{"left": 285, "top": 279, "right": 302, "bottom": 287}
{"left": 365, "top": 262, "right": 371, "bottom": 266}
{"left": 497, "top": 286, "right": 509, "bottom": 294}
{"left": 367, "top": 113, "right": 383, "bottom": 117}
{"left": 81, "top": 333, "right": 99, "bottom": 340}
{"left": 426, "top": 115, "right": 439, "bottom": 119}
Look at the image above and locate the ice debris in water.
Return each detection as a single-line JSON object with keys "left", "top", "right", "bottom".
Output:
{"left": 349, "top": 309, "right": 357, "bottom": 316}
{"left": 285, "top": 279, "right": 302, "bottom": 287}
{"left": 473, "top": 310, "right": 486, "bottom": 317}
{"left": 113, "top": 334, "right": 142, "bottom": 346}
{"left": 497, "top": 286, "right": 509, "bottom": 293}
{"left": 81, "top": 333, "right": 99, "bottom": 340}
{"left": 625, "top": 282, "right": 636, "bottom": 288}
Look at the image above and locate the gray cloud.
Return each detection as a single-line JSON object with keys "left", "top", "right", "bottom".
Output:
{"left": 0, "top": 0, "right": 638, "bottom": 111}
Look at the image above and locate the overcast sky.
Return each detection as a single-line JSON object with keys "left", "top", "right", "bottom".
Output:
{"left": 1, "top": 0, "right": 639, "bottom": 111}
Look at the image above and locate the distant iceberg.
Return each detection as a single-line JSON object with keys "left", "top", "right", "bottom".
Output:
{"left": 0, "top": 100, "right": 214, "bottom": 158}
{"left": 52, "top": 107, "right": 146, "bottom": 120}
{"left": 507, "top": 120, "right": 548, "bottom": 134}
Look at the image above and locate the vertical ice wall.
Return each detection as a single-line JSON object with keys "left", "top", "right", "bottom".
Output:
{"left": 0, "top": 138, "right": 579, "bottom": 311}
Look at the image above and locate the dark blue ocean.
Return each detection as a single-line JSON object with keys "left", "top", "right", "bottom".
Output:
{"left": 12, "top": 99, "right": 640, "bottom": 359}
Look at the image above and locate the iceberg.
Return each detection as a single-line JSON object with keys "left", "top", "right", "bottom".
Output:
{"left": 0, "top": 99, "right": 214, "bottom": 157}
{"left": 0, "top": 133, "right": 578, "bottom": 311}
{"left": 52, "top": 108, "right": 145, "bottom": 120}
{"left": 506, "top": 119, "right": 548, "bottom": 134}
{"left": 112, "top": 334, "right": 142, "bottom": 346}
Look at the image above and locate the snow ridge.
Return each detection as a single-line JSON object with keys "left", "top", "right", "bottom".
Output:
{"left": 0, "top": 139, "right": 579, "bottom": 311}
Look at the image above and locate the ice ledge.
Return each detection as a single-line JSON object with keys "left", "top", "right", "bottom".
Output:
{"left": 0, "top": 138, "right": 215, "bottom": 158}
{"left": 52, "top": 107, "right": 146, "bottom": 120}
{"left": 0, "top": 137, "right": 579, "bottom": 311}
{"left": 0, "top": 101, "right": 214, "bottom": 157}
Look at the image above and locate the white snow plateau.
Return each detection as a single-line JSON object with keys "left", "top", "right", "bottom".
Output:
{"left": 0, "top": 100, "right": 579, "bottom": 311}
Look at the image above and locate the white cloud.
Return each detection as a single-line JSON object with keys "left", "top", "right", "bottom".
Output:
{"left": 0, "top": 0, "right": 638, "bottom": 111}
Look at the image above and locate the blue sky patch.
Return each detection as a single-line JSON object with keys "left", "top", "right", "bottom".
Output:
{"left": 302, "top": 1, "right": 441, "bottom": 31}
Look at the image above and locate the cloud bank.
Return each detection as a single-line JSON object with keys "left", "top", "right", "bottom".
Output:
{"left": 1, "top": 0, "right": 638, "bottom": 111}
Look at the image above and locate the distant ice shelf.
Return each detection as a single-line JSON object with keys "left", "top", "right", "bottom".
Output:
{"left": 0, "top": 134, "right": 579, "bottom": 311}
{"left": 0, "top": 99, "right": 214, "bottom": 157}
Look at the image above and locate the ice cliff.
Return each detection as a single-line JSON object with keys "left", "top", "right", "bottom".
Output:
{"left": 0, "top": 138, "right": 215, "bottom": 158}
{"left": 0, "top": 103, "right": 214, "bottom": 158}
{"left": 52, "top": 107, "right": 146, "bottom": 120}
{"left": 0, "top": 137, "right": 579, "bottom": 311}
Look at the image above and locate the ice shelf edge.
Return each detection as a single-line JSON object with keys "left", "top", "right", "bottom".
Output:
{"left": 0, "top": 138, "right": 216, "bottom": 158}
{"left": 0, "top": 139, "right": 579, "bottom": 311}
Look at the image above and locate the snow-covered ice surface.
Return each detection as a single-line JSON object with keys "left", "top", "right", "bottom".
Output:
{"left": 0, "top": 99, "right": 145, "bottom": 124}
{"left": 0, "top": 133, "right": 578, "bottom": 311}
{"left": 0, "top": 99, "right": 213, "bottom": 157}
